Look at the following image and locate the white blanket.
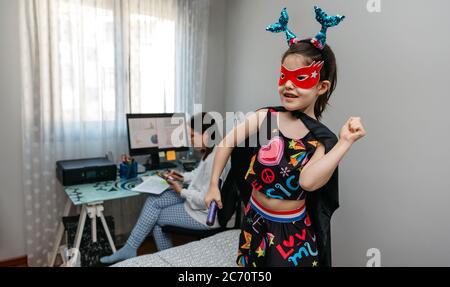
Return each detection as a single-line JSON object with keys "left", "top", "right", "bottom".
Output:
{"left": 112, "top": 229, "right": 241, "bottom": 267}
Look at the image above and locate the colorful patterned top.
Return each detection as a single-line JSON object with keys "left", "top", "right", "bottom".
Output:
{"left": 244, "top": 109, "right": 320, "bottom": 200}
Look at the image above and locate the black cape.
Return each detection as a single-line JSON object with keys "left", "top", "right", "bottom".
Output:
{"left": 218, "top": 106, "right": 339, "bottom": 267}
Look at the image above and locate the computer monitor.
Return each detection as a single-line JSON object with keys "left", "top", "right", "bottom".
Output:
{"left": 126, "top": 113, "right": 189, "bottom": 170}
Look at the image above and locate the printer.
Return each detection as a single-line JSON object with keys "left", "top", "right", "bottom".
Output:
{"left": 56, "top": 157, "right": 117, "bottom": 186}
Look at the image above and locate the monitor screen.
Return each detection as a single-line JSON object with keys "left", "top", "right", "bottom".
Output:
{"left": 126, "top": 113, "right": 188, "bottom": 155}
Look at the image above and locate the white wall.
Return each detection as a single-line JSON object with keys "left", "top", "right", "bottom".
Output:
{"left": 222, "top": 0, "right": 450, "bottom": 266}
{"left": 0, "top": 0, "right": 26, "bottom": 260}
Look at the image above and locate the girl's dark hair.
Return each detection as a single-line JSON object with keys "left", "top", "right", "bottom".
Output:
{"left": 190, "top": 112, "right": 216, "bottom": 160}
{"left": 282, "top": 39, "right": 337, "bottom": 121}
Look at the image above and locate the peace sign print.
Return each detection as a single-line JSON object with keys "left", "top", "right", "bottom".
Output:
{"left": 261, "top": 168, "right": 275, "bottom": 184}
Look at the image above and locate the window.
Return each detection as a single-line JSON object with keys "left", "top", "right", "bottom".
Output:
{"left": 57, "top": 0, "right": 177, "bottom": 125}
{"left": 129, "top": 13, "right": 175, "bottom": 113}
{"left": 58, "top": 1, "right": 116, "bottom": 123}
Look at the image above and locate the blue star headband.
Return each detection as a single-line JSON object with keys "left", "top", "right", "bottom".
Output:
{"left": 266, "top": 6, "right": 345, "bottom": 50}
{"left": 265, "top": 8, "right": 298, "bottom": 45}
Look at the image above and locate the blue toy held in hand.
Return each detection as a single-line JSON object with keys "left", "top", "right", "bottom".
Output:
{"left": 206, "top": 201, "right": 218, "bottom": 226}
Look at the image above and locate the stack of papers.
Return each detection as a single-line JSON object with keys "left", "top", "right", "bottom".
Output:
{"left": 132, "top": 175, "right": 170, "bottom": 194}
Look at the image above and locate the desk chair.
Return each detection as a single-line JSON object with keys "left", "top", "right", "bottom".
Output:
{"left": 161, "top": 175, "right": 243, "bottom": 240}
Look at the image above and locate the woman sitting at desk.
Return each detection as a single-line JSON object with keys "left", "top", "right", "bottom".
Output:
{"left": 101, "top": 113, "right": 231, "bottom": 264}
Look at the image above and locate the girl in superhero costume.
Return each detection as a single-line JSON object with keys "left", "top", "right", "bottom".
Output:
{"left": 205, "top": 6, "right": 366, "bottom": 267}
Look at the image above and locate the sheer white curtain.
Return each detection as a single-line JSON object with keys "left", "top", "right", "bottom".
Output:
{"left": 19, "top": 0, "right": 210, "bottom": 266}
{"left": 174, "top": 0, "right": 210, "bottom": 115}
{"left": 125, "top": 0, "right": 210, "bottom": 115}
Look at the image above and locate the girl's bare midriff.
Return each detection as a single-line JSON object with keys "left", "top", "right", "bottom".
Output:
{"left": 251, "top": 189, "right": 305, "bottom": 211}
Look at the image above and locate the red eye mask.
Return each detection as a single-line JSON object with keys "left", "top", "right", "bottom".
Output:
{"left": 278, "top": 61, "right": 324, "bottom": 90}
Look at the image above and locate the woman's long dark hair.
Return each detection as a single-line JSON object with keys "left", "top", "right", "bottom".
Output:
{"left": 282, "top": 39, "right": 338, "bottom": 121}
{"left": 190, "top": 112, "right": 216, "bottom": 160}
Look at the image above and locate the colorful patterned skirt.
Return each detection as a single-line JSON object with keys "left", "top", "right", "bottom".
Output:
{"left": 236, "top": 194, "right": 319, "bottom": 267}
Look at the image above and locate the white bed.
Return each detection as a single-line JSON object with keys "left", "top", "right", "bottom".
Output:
{"left": 112, "top": 229, "right": 241, "bottom": 267}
